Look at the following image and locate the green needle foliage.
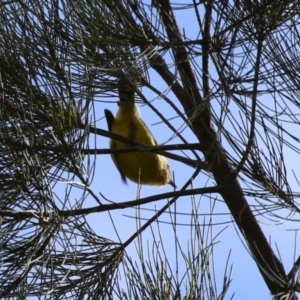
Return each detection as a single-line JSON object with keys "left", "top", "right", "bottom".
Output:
{"left": 0, "top": 1, "right": 299, "bottom": 300}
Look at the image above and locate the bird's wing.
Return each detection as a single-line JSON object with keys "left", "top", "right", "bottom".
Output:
{"left": 105, "top": 109, "right": 128, "bottom": 184}
{"left": 128, "top": 121, "right": 137, "bottom": 142}
{"left": 110, "top": 140, "right": 128, "bottom": 184}
{"left": 138, "top": 119, "right": 177, "bottom": 188}
{"left": 138, "top": 118, "right": 159, "bottom": 145}
{"left": 104, "top": 109, "right": 114, "bottom": 132}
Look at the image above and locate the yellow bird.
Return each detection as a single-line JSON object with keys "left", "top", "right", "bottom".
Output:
{"left": 104, "top": 79, "right": 176, "bottom": 188}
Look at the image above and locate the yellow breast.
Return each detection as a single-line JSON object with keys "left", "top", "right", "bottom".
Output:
{"left": 110, "top": 102, "right": 172, "bottom": 186}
